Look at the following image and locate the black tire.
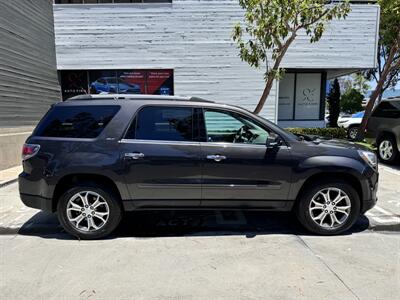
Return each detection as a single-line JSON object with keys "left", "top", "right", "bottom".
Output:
{"left": 347, "top": 126, "right": 359, "bottom": 140}
{"left": 377, "top": 135, "right": 399, "bottom": 164}
{"left": 57, "top": 183, "right": 122, "bottom": 240}
{"left": 295, "top": 180, "right": 360, "bottom": 235}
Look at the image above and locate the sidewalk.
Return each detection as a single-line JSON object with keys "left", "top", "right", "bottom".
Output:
{"left": 0, "top": 165, "right": 22, "bottom": 187}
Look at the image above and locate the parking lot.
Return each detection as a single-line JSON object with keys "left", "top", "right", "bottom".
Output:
{"left": 1, "top": 164, "right": 399, "bottom": 300}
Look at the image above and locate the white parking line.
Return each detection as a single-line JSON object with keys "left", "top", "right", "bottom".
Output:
{"left": 373, "top": 205, "right": 396, "bottom": 216}
{"left": 379, "top": 165, "right": 400, "bottom": 176}
{"left": 366, "top": 205, "right": 400, "bottom": 224}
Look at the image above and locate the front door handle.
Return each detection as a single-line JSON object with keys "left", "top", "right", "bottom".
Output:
{"left": 124, "top": 152, "right": 145, "bottom": 160}
{"left": 207, "top": 154, "right": 226, "bottom": 162}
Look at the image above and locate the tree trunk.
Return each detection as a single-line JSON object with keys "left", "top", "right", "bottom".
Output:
{"left": 253, "top": 75, "right": 275, "bottom": 114}
{"left": 253, "top": 34, "right": 296, "bottom": 115}
{"left": 355, "top": 43, "right": 399, "bottom": 141}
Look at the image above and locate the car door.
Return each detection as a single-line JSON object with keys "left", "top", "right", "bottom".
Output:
{"left": 120, "top": 105, "right": 202, "bottom": 208}
{"left": 200, "top": 107, "right": 292, "bottom": 209}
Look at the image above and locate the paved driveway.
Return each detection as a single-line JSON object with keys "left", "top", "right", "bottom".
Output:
{"left": 0, "top": 164, "right": 399, "bottom": 299}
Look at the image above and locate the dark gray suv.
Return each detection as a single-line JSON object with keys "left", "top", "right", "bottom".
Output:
{"left": 19, "top": 95, "right": 379, "bottom": 239}
{"left": 365, "top": 98, "right": 400, "bottom": 164}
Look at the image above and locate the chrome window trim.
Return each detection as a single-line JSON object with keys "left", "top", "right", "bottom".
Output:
{"left": 201, "top": 142, "right": 290, "bottom": 150}
{"left": 120, "top": 138, "right": 290, "bottom": 150}
{"left": 200, "top": 142, "right": 266, "bottom": 149}
{"left": 119, "top": 139, "right": 200, "bottom": 146}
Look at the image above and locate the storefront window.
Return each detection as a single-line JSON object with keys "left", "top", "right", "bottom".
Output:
{"left": 59, "top": 69, "right": 174, "bottom": 100}
{"left": 117, "top": 70, "right": 146, "bottom": 94}
{"left": 278, "top": 72, "right": 323, "bottom": 121}
{"left": 60, "top": 70, "right": 89, "bottom": 100}
{"left": 89, "top": 70, "right": 118, "bottom": 94}
{"left": 147, "top": 70, "right": 174, "bottom": 95}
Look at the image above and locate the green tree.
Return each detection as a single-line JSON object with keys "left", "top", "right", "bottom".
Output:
{"left": 356, "top": 0, "right": 400, "bottom": 140}
{"left": 327, "top": 78, "right": 341, "bottom": 127}
{"left": 351, "top": 72, "right": 370, "bottom": 95}
{"left": 341, "top": 88, "right": 363, "bottom": 114}
{"left": 232, "top": 0, "right": 350, "bottom": 114}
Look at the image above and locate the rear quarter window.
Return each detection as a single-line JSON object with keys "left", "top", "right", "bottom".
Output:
{"left": 371, "top": 101, "right": 400, "bottom": 119}
{"left": 125, "top": 106, "right": 194, "bottom": 141}
{"left": 35, "top": 105, "right": 120, "bottom": 138}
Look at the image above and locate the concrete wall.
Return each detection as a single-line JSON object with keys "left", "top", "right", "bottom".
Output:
{"left": 0, "top": 0, "right": 60, "bottom": 170}
{"left": 0, "top": 127, "right": 34, "bottom": 171}
{"left": 53, "top": 0, "right": 379, "bottom": 122}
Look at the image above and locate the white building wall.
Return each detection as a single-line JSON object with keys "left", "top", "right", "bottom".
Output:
{"left": 282, "top": 5, "right": 379, "bottom": 69}
{"left": 53, "top": 0, "right": 379, "bottom": 122}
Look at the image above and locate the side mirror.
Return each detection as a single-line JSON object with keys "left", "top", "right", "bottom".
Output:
{"left": 266, "top": 136, "right": 282, "bottom": 149}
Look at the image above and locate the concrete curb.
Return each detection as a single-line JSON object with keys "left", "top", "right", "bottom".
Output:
{"left": 0, "top": 178, "right": 18, "bottom": 189}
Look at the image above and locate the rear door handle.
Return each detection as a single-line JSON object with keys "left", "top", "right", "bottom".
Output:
{"left": 207, "top": 154, "right": 226, "bottom": 162}
{"left": 124, "top": 152, "right": 145, "bottom": 160}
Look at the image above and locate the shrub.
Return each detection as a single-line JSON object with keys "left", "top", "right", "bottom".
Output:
{"left": 286, "top": 127, "right": 347, "bottom": 139}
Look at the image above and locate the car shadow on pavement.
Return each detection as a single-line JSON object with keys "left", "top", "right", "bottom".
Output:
{"left": 17, "top": 210, "right": 372, "bottom": 240}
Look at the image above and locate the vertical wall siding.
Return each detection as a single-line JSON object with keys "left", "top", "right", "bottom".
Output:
{"left": 53, "top": 0, "right": 379, "bottom": 122}
{"left": 0, "top": 0, "right": 60, "bottom": 127}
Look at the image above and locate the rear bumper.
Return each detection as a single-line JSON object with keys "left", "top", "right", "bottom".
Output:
{"left": 19, "top": 172, "right": 55, "bottom": 212}
{"left": 20, "top": 193, "right": 53, "bottom": 212}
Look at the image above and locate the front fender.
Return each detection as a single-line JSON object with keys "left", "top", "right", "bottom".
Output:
{"left": 288, "top": 156, "right": 366, "bottom": 200}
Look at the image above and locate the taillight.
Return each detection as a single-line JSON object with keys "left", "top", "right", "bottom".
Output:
{"left": 22, "top": 143, "right": 40, "bottom": 160}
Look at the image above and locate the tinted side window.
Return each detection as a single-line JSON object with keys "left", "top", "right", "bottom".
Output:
{"left": 372, "top": 101, "right": 400, "bottom": 119}
{"left": 204, "top": 109, "right": 271, "bottom": 145}
{"left": 127, "top": 106, "right": 194, "bottom": 141}
{"left": 35, "top": 105, "right": 120, "bottom": 138}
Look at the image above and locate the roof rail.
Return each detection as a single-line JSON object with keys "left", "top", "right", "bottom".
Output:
{"left": 66, "top": 94, "right": 214, "bottom": 103}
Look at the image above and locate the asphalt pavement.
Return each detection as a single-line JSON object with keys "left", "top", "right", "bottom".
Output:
{"left": 0, "top": 164, "right": 399, "bottom": 299}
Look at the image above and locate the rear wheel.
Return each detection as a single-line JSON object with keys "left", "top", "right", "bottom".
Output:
{"left": 347, "top": 126, "right": 359, "bottom": 140}
{"left": 57, "top": 184, "right": 122, "bottom": 239}
{"left": 377, "top": 136, "right": 399, "bottom": 164}
{"left": 296, "top": 181, "right": 360, "bottom": 235}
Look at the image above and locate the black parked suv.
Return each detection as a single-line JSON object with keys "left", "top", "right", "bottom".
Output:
{"left": 365, "top": 98, "right": 400, "bottom": 164}
{"left": 19, "top": 95, "right": 379, "bottom": 239}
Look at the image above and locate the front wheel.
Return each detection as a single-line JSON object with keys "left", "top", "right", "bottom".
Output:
{"left": 296, "top": 181, "right": 360, "bottom": 235}
{"left": 57, "top": 184, "right": 122, "bottom": 239}
{"left": 377, "top": 136, "right": 399, "bottom": 164}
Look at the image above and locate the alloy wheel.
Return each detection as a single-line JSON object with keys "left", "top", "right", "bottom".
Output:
{"left": 348, "top": 127, "right": 358, "bottom": 140}
{"left": 66, "top": 191, "right": 110, "bottom": 232}
{"left": 379, "top": 140, "right": 393, "bottom": 161}
{"left": 309, "top": 187, "right": 351, "bottom": 229}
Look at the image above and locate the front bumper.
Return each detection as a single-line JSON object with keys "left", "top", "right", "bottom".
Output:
{"left": 360, "top": 167, "right": 378, "bottom": 214}
{"left": 20, "top": 193, "right": 53, "bottom": 212}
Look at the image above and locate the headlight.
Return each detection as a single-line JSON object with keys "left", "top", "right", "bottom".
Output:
{"left": 358, "top": 150, "right": 377, "bottom": 168}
